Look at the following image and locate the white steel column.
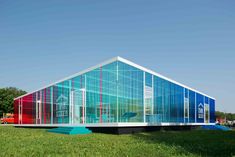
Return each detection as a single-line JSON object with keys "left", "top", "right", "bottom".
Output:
{"left": 39, "top": 91, "right": 42, "bottom": 124}
{"left": 143, "top": 72, "right": 146, "bottom": 123}
{"left": 71, "top": 91, "right": 74, "bottom": 124}
{"left": 208, "top": 100, "right": 210, "bottom": 123}
{"left": 183, "top": 88, "right": 185, "bottom": 123}
{"left": 18, "top": 99, "right": 20, "bottom": 124}
{"left": 187, "top": 90, "right": 189, "bottom": 123}
{"left": 36, "top": 93, "right": 38, "bottom": 124}
{"left": 50, "top": 87, "right": 53, "bottom": 124}
{"left": 183, "top": 88, "right": 189, "bottom": 123}
{"left": 152, "top": 74, "right": 154, "bottom": 115}
{"left": 36, "top": 91, "right": 42, "bottom": 124}
{"left": 84, "top": 75, "right": 87, "bottom": 124}
{"left": 188, "top": 91, "right": 189, "bottom": 123}
{"left": 195, "top": 92, "right": 197, "bottom": 123}
{"left": 69, "top": 79, "right": 74, "bottom": 124}
{"left": 116, "top": 62, "right": 119, "bottom": 122}
{"left": 204, "top": 96, "right": 205, "bottom": 123}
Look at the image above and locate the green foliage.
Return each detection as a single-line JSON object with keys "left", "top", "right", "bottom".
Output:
{"left": 226, "top": 113, "right": 235, "bottom": 121}
{"left": 216, "top": 111, "right": 226, "bottom": 119}
{"left": 0, "top": 87, "right": 26, "bottom": 114}
{"left": 216, "top": 111, "right": 235, "bottom": 120}
{"left": 0, "top": 126, "right": 235, "bottom": 157}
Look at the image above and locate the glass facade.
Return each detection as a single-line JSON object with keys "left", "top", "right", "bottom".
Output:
{"left": 14, "top": 58, "right": 215, "bottom": 125}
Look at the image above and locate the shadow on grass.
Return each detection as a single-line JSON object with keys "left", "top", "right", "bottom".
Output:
{"left": 132, "top": 130, "right": 235, "bottom": 157}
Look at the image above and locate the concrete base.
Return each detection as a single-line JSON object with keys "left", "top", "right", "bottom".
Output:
{"left": 88, "top": 125, "right": 197, "bottom": 134}
{"left": 15, "top": 125, "right": 198, "bottom": 134}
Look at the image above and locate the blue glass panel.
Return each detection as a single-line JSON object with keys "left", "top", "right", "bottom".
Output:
{"left": 176, "top": 85, "right": 184, "bottom": 123}
{"left": 185, "top": 88, "right": 189, "bottom": 98}
{"left": 189, "top": 90, "right": 195, "bottom": 123}
{"left": 153, "top": 76, "right": 184, "bottom": 123}
{"left": 209, "top": 98, "right": 215, "bottom": 123}
{"left": 205, "top": 97, "right": 209, "bottom": 104}
{"left": 153, "top": 76, "right": 163, "bottom": 122}
{"left": 145, "top": 72, "right": 152, "bottom": 87}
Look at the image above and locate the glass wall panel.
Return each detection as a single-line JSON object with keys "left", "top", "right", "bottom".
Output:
{"left": 209, "top": 98, "right": 215, "bottom": 123}
{"left": 205, "top": 96, "right": 209, "bottom": 104}
{"left": 85, "top": 61, "right": 118, "bottom": 123}
{"left": 145, "top": 72, "right": 152, "bottom": 87}
{"left": 85, "top": 67, "right": 101, "bottom": 123}
{"left": 40, "top": 88, "right": 52, "bottom": 124}
{"left": 53, "top": 81, "right": 70, "bottom": 124}
{"left": 118, "top": 61, "right": 144, "bottom": 122}
{"left": 189, "top": 90, "right": 196, "bottom": 123}
{"left": 185, "top": 88, "right": 189, "bottom": 98}
{"left": 14, "top": 99, "right": 19, "bottom": 124}
{"left": 154, "top": 76, "right": 163, "bottom": 122}
{"left": 71, "top": 75, "right": 85, "bottom": 124}
{"left": 175, "top": 85, "right": 184, "bottom": 123}
{"left": 153, "top": 76, "right": 184, "bottom": 123}
{"left": 101, "top": 62, "right": 117, "bottom": 123}
{"left": 22, "top": 94, "right": 33, "bottom": 124}
{"left": 169, "top": 83, "right": 177, "bottom": 122}
{"left": 32, "top": 92, "right": 36, "bottom": 124}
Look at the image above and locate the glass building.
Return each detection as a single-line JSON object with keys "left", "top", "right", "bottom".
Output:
{"left": 14, "top": 57, "right": 215, "bottom": 127}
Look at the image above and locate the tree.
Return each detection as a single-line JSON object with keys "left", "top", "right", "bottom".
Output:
{"left": 0, "top": 87, "right": 27, "bottom": 116}
{"left": 215, "top": 111, "right": 235, "bottom": 121}
{"left": 215, "top": 111, "right": 225, "bottom": 119}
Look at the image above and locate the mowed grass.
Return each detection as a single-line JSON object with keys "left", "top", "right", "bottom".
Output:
{"left": 0, "top": 126, "right": 235, "bottom": 157}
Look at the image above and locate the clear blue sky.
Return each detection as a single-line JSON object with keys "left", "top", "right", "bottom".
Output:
{"left": 0, "top": 0, "right": 235, "bottom": 112}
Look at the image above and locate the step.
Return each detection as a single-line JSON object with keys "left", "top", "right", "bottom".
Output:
{"left": 201, "top": 125, "right": 232, "bottom": 131}
{"left": 47, "top": 127, "right": 92, "bottom": 135}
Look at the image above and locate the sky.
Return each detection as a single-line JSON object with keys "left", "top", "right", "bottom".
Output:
{"left": 0, "top": 0, "right": 235, "bottom": 112}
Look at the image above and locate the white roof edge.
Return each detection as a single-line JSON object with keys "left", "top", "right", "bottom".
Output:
{"left": 15, "top": 56, "right": 215, "bottom": 100}
{"left": 117, "top": 56, "right": 215, "bottom": 100}
{"left": 14, "top": 56, "right": 119, "bottom": 100}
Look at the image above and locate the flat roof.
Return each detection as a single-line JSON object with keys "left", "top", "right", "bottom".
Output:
{"left": 15, "top": 56, "right": 215, "bottom": 100}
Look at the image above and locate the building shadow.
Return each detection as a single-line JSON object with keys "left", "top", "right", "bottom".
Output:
{"left": 132, "top": 130, "right": 235, "bottom": 157}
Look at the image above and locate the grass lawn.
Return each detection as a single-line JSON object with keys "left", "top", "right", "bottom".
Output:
{"left": 0, "top": 126, "right": 235, "bottom": 157}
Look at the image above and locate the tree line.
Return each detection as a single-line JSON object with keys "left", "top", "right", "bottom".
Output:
{"left": 215, "top": 111, "right": 235, "bottom": 121}
{"left": 0, "top": 87, "right": 26, "bottom": 117}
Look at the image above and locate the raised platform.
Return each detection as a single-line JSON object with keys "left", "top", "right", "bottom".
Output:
{"left": 15, "top": 123, "right": 214, "bottom": 134}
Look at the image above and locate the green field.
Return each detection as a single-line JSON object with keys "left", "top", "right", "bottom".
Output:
{"left": 0, "top": 126, "right": 235, "bottom": 157}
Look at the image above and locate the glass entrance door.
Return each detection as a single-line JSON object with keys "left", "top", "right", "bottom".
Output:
{"left": 18, "top": 99, "right": 22, "bottom": 124}
{"left": 36, "top": 100, "right": 41, "bottom": 124}
{"left": 72, "top": 88, "right": 85, "bottom": 124}
{"left": 145, "top": 86, "right": 153, "bottom": 122}
{"left": 204, "top": 104, "right": 209, "bottom": 123}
